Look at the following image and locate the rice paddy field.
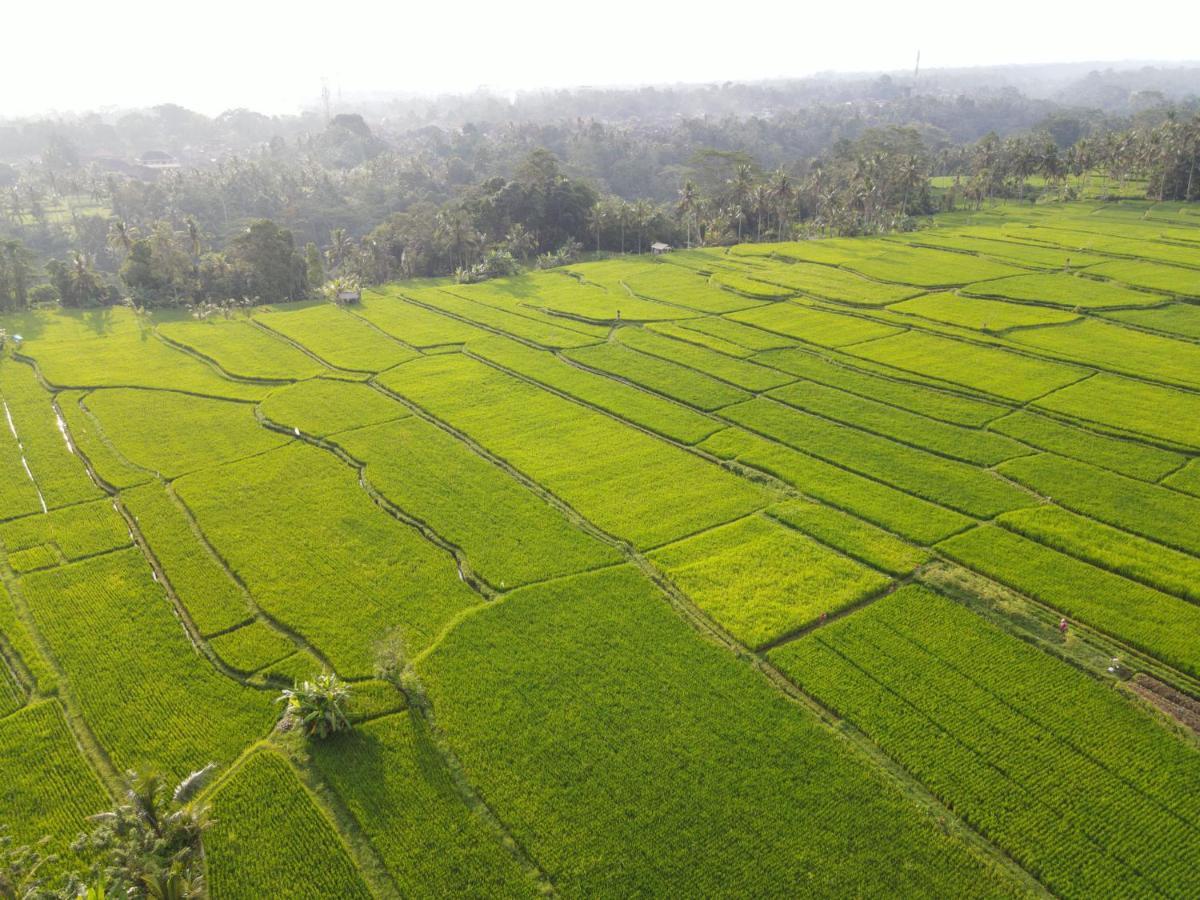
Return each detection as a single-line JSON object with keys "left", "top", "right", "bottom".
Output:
{"left": 1, "top": 199, "right": 1198, "bottom": 898}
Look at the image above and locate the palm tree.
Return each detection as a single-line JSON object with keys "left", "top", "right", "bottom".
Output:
{"left": 727, "top": 163, "right": 755, "bottom": 241}
{"left": 676, "top": 180, "right": 699, "bottom": 248}
{"left": 107, "top": 219, "right": 134, "bottom": 261}
{"left": 278, "top": 673, "right": 352, "bottom": 738}
{"left": 750, "top": 184, "right": 771, "bottom": 242}
{"left": 326, "top": 227, "right": 353, "bottom": 271}
{"left": 769, "top": 169, "right": 794, "bottom": 241}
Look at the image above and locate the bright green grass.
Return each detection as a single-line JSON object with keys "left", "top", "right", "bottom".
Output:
{"left": 766, "top": 500, "right": 931, "bottom": 576}
{"left": 0, "top": 653, "right": 22, "bottom": 717}
{"left": 997, "top": 504, "right": 1200, "bottom": 604}
{"left": 1100, "top": 302, "right": 1200, "bottom": 339}
{"left": 1086, "top": 259, "right": 1200, "bottom": 295}
{"left": 613, "top": 262, "right": 764, "bottom": 313}
{"left": 710, "top": 270, "right": 797, "bottom": 299}
{"left": 937, "top": 525, "right": 1200, "bottom": 676}
{"left": 896, "top": 230, "right": 1107, "bottom": 268}
{"left": 415, "top": 286, "right": 604, "bottom": 348}
{"left": 83, "top": 388, "right": 288, "bottom": 478}
{"left": 122, "top": 482, "right": 252, "bottom": 636}
{"left": 721, "top": 397, "right": 1033, "bottom": 517}
{"left": 1012, "top": 224, "right": 1200, "bottom": 267}
{"left": 175, "top": 442, "right": 478, "bottom": 676}
{"left": 645, "top": 320, "right": 754, "bottom": 357}
{"left": 1165, "top": 458, "right": 1200, "bottom": 496}
{"left": 20, "top": 549, "right": 275, "bottom": 775}
{"left": 0, "top": 360, "right": 102, "bottom": 509}
{"left": 837, "top": 244, "right": 1025, "bottom": 287}
{"left": 5, "top": 544, "right": 59, "bottom": 573}
{"left": 999, "top": 452, "right": 1200, "bottom": 556}
{"left": 255, "top": 302, "right": 419, "bottom": 371}
{"left": 311, "top": 713, "right": 539, "bottom": 898}
{"left": 615, "top": 327, "right": 794, "bottom": 391}
{"left": 483, "top": 272, "right": 686, "bottom": 322}
{"left": 357, "top": 288, "right": 489, "bottom": 346}
{"left": 847, "top": 331, "right": 1086, "bottom": 401}
{"left": 772, "top": 584, "right": 1200, "bottom": 900}
{"left": 56, "top": 390, "right": 150, "bottom": 489}
{"left": 1008, "top": 318, "right": 1200, "bottom": 389}
{"left": 988, "top": 410, "right": 1184, "bottom": 481}
{"left": 962, "top": 272, "right": 1164, "bottom": 308}
{"left": 751, "top": 347, "right": 1007, "bottom": 426}
{"left": 1035, "top": 373, "right": 1200, "bottom": 448}
{"left": 0, "top": 397, "right": 43, "bottom": 520}
{"left": 729, "top": 303, "right": 903, "bottom": 347}
{"left": 206, "top": 750, "right": 372, "bottom": 900}
{"left": 889, "top": 292, "right": 1080, "bottom": 330}
{"left": 566, "top": 342, "right": 750, "bottom": 410}
{"left": 701, "top": 427, "right": 971, "bottom": 545}
{"left": 378, "top": 354, "right": 768, "bottom": 549}
{"left": 768, "top": 379, "right": 1025, "bottom": 466}
{"left": 466, "top": 334, "right": 721, "bottom": 444}
{"left": 677, "top": 316, "right": 795, "bottom": 351}
{"left": 335, "top": 417, "right": 619, "bottom": 588}
{"left": 438, "top": 281, "right": 612, "bottom": 339}
{"left": 649, "top": 514, "right": 889, "bottom": 647}
{"left": 0, "top": 702, "right": 108, "bottom": 860}
{"left": 0, "top": 497, "right": 129, "bottom": 560}
{"left": 209, "top": 621, "right": 298, "bottom": 673}
{"left": 258, "top": 378, "right": 408, "bottom": 437}
{"left": 740, "top": 260, "right": 921, "bottom": 304}
{"left": 157, "top": 318, "right": 329, "bottom": 380}
{"left": 417, "top": 565, "right": 1019, "bottom": 898}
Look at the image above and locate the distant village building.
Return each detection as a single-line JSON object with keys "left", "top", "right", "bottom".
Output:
{"left": 650, "top": 242, "right": 672, "bottom": 255}
{"left": 336, "top": 289, "right": 362, "bottom": 304}
{"left": 138, "top": 150, "right": 180, "bottom": 170}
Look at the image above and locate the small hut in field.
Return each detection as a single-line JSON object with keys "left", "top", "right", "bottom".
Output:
{"left": 650, "top": 241, "right": 673, "bottom": 256}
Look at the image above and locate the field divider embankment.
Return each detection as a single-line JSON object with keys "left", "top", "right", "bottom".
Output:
{"left": 253, "top": 407, "right": 498, "bottom": 601}
{"left": 366, "top": 376, "right": 1051, "bottom": 895}
{"left": 151, "top": 330, "right": 299, "bottom": 386}
{"left": 248, "top": 318, "right": 374, "bottom": 377}
{"left": 1, "top": 395, "right": 48, "bottom": 513}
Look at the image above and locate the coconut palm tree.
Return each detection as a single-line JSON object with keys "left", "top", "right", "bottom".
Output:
{"left": 325, "top": 227, "right": 353, "bottom": 271}
{"left": 676, "top": 180, "right": 699, "bottom": 248}
{"left": 769, "top": 169, "right": 794, "bottom": 241}
{"left": 107, "top": 220, "right": 134, "bottom": 261}
{"left": 278, "top": 672, "right": 352, "bottom": 738}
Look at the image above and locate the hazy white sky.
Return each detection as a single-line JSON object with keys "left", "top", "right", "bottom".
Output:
{"left": 3, "top": 0, "right": 1198, "bottom": 117}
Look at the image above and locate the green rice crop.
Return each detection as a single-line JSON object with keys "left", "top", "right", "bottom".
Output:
{"left": 1008, "top": 318, "right": 1200, "bottom": 388}
{"left": 0, "top": 360, "right": 103, "bottom": 509}
{"left": 255, "top": 302, "right": 418, "bottom": 371}
{"left": 357, "top": 287, "right": 489, "bottom": 346}
{"left": 466, "top": 334, "right": 721, "bottom": 444}
{"left": 440, "top": 280, "right": 612, "bottom": 338}
{"left": 987, "top": 410, "right": 1184, "bottom": 481}
{"left": 1014, "top": 224, "right": 1200, "bottom": 267}
{"left": 335, "top": 417, "right": 619, "bottom": 588}
{"left": 20, "top": 549, "right": 275, "bottom": 775}
{"left": 379, "top": 354, "right": 768, "bottom": 549}
{"left": 0, "top": 654, "right": 22, "bottom": 718}
{"left": 0, "top": 403, "right": 43, "bottom": 521}
{"left": 0, "top": 701, "right": 108, "bottom": 856}
{"left": 474, "top": 271, "right": 684, "bottom": 322}
{"left": 258, "top": 378, "right": 408, "bottom": 437}
{"left": 838, "top": 244, "right": 1025, "bottom": 287}
{"left": 645, "top": 320, "right": 754, "bottom": 357}
{"left": 766, "top": 500, "right": 932, "bottom": 575}
{"left": 615, "top": 327, "right": 794, "bottom": 391}
{"left": 157, "top": 317, "right": 329, "bottom": 380}
{"left": 55, "top": 390, "right": 150, "bottom": 489}
{"left": 999, "top": 452, "right": 1200, "bottom": 556}
{"left": 208, "top": 621, "right": 298, "bottom": 673}
{"left": 206, "top": 750, "right": 372, "bottom": 900}
{"left": 8, "top": 307, "right": 266, "bottom": 400}
{"left": 772, "top": 585, "right": 1200, "bottom": 900}
{"left": 0, "top": 497, "right": 129, "bottom": 561}
{"left": 417, "top": 565, "right": 1018, "bottom": 898}
{"left": 729, "top": 302, "right": 903, "bottom": 347}
{"left": 738, "top": 260, "right": 920, "bottom": 304}
{"left": 700, "top": 427, "right": 971, "bottom": 544}
{"left": 710, "top": 271, "right": 796, "bottom": 299}
{"left": 613, "top": 263, "right": 763, "bottom": 313}
{"left": 937, "top": 525, "right": 1200, "bottom": 675}
{"left": 677, "top": 316, "right": 795, "bottom": 351}
{"left": 997, "top": 504, "right": 1200, "bottom": 604}
{"left": 1164, "top": 458, "right": 1200, "bottom": 496}
{"left": 310, "top": 713, "right": 539, "bottom": 897}
{"left": 895, "top": 231, "right": 1106, "bottom": 267}
{"left": 962, "top": 272, "right": 1163, "bottom": 308}
{"left": 174, "top": 442, "right": 479, "bottom": 675}
{"left": 649, "top": 514, "right": 889, "bottom": 647}
{"left": 1086, "top": 259, "right": 1200, "bottom": 295}
{"left": 1101, "top": 302, "right": 1200, "bottom": 338}
{"left": 122, "top": 482, "right": 252, "bottom": 636}
{"left": 82, "top": 388, "right": 288, "bottom": 478}
{"left": 768, "top": 379, "right": 1025, "bottom": 465}
{"left": 888, "top": 292, "right": 1080, "bottom": 330}
{"left": 1035, "top": 373, "right": 1200, "bottom": 448}
{"left": 722, "top": 397, "right": 1032, "bottom": 517}
{"left": 0, "top": 582, "right": 56, "bottom": 694}
{"left": 566, "top": 342, "right": 750, "bottom": 410}
{"left": 414, "top": 286, "right": 603, "bottom": 348}
{"left": 847, "top": 331, "right": 1086, "bottom": 401}
{"left": 6, "top": 544, "right": 58, "bottom": 573}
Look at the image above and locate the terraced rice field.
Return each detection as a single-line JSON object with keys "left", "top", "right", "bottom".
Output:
{"left": 1, "top": 200, "right": 1197, "bottom": 898}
